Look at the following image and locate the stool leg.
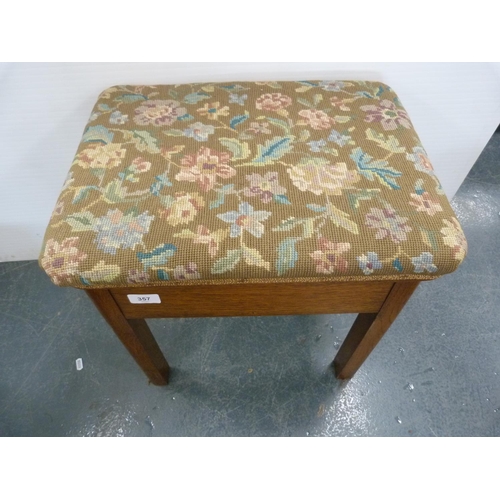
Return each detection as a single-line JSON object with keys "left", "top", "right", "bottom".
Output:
{"left": 333, "top": 281, "right": 419, "bottom": 379}
{"left": 86, "top": 289, "right": 170, "bottom": 385}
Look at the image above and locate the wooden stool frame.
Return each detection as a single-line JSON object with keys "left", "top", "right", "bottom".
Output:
{"left": 86, "top": 279, "right": 420, "bottom": 385}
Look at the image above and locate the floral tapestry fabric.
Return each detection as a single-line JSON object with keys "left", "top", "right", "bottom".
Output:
{"left": 39, "top": 81, "right": 467, "bottom": 288}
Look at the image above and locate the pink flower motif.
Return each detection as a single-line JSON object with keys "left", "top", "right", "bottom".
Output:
{"left": 173, "top": 262, "right": 201, "bottom": 280}
{"left": 133, "top": 100, "right": 187, "bottom": 126}
{"left": 130, "top": 157, "right": 151, "bottom": 173}
{"left": 298, "top": 109, "right": 334, "bottom": 130}
{"left": 243, "top": 172, "right": 286, "bottom": 203}
{"left": 127, "top": 269, "right": 150, "bottom": 284}
{"left": 247, "top": 122, "right": 272, "bottom": 135}
{"left": 310, "top": 238, "right": 350, "bottom": 274}
{"left": 177, "top": 147, "right": 236, "bottom": 192}
{"left": 256, "top": 93, "right": 292, "bottom": 111}
{"left": 365, "top": 206, "right": 412, "bottom": 243}
{"left": 41, "top": 237, "right": 87, "bottom": 285}
{"left": 360, "top": 99, "right": 411, "bottom": 130}
{"left": 409, "top": 193, "right": 443, "bottom": 216}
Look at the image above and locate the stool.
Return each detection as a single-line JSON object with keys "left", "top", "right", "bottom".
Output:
{"left": 39, "top": 80, "right": 467, "bottom": 385}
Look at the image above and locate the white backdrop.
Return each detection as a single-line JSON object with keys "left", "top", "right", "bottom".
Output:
{"left": 1, "top": 62, "right": 499, "bottom": 262}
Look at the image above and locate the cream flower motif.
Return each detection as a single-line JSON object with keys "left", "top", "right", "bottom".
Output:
{"left": 160, "top": 192, "right": 205, "bottom": 226}
{"left": 297, "top": 109, "right": 333, "bottom": 130}
{"left": 197, "top": 102, "right": 230, "bottom": 120}
{"left": 133, "top": 99, "right": 187, "bottom": 126}
{"left": 177, "top": 147, "right": 236, "bottom": 192}
{"left": 41, "top": 237, "right": 87, "bottom": 285}
{"left": 365, "top": 206, "right": 412, "bottom": 243}
{"left": 441, "top": 218, "right": 467, "bottom": 261}
{"left": 287, "top": 158, "right": 359, "bottom": 196}
{"left": 310, "top": 238, "right": 350, "bottom": 274}
{"left": 73, "top": 143, "right": 126, "bottom": 169}
{"left": 409, "top": 193, "right": 443, "bottom": 216}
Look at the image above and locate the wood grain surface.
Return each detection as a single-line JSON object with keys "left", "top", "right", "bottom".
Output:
{"left": 110, "top": 281, "right": 394, "bottom": 319}
{"left": 333, "top": 281, "right": 420, "bottom": 379}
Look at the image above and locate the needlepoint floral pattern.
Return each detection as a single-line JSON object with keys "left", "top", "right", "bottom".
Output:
{"left": 39, "top": 81, "right": 467, "bottom": 287}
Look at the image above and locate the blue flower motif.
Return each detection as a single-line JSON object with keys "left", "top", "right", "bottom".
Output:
{"left": 307, "top": 139, "right": 326, "bottom": 152}
{"left": 411, "top": 252, "right": 437, "bottom": 273}
{"left": 94, "top": 209, "right": 154, "bottom": 254}
{"left": 183, "top": 122, "right": 215, "bottom": 142}
{"left": 217, "top": 202, "right": 271, "bottom": 238}
{"left": 328, "top": 130, "right": 351, "bottom": 147}
{"left": 229, "top": 93, "right": 248, "bottom": 105}
{"left": 357, "top": 252, "right": 383, "bottom": 275}
{"left": 109, "top": 110, "right": 129, "bottom": 125}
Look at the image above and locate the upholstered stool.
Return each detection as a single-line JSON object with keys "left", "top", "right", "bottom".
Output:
{"left": 40, "top": 80, "right": 467, "bottom": 385}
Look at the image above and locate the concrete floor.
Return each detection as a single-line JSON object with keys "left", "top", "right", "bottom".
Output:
{"left": 1, "top": 133, "right": 499, "bottom": 437}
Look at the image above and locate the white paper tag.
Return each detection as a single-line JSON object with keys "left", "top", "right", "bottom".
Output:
{"left": 127, "top": 294, "right": 161, "bottom": 304}
{"left": 76, "top": 358, "right": 83, "bottom": 371}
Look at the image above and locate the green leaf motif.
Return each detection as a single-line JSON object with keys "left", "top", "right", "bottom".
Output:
{"left": 80, "top": 263, "right": 121, "bottom": 283}
{"left": 365, "top": 128, "right": 406, "bottom": 153}
{"left": 264, "top": 117, "right": 290, "bottom": 134}
{"left": 346, "top": 190, "right": 379, "bottom": 210}
{"left": 420, "top": 228, "right": 439, "bottom": 251}
{"left": 83, "top": 125, "right": 114, "bottom": 144}
{"left": 163, "top": 129, "right": 184, "bottom": 137}
{"left": 209, "top": 183, "right": 235, "bottom": 208}
{"left": 103, "top": 180, "right": 127, "bottom": 203}
{"left": 306, "top": 204, "right": 326, "bottom": 213}
{"left": 313, "top": 94, "right": 323, "bottom": 106}
{"left": 229, "top": 114, "right": 249, "bottom": 129}
{"left": 276, "top": 237, "right": 299, "bottom": 276}
{"left": 297, "top": 97, "right": 313, "bottom": 108}
{"left": 393, "top": 258, "right": 403, "bottom": 272}
{"left": 273, "top": 194, "right": 291, "bottom": 205}
{"left": 65, "top": 211, "right": 96, "bottom": 232}
{"left": 137, "top": 244, "right": 177, "bottom": 270}
{"left": 252, "top": 136, "right": 294, "bottom": 166}
{"left": 177, "top": 113, "right": 194, "bottom": 121}
{"left": 72, "top": 186, "right": 100, "bottom": 204}
{"left": 297, "top": 129, "right": 310, "bottom": 142}
{"left": 157, "top": 270, "right": 170, "bottom": 281}
{"left": 114, "top": 94, "right": 147, "bottom": 103}
{"left": 211, "top": 249, "right": 242, "bottom": 274}
{"left": 183, "top": 92, "right": 211, "bottom": 104}
{"left": 272, "top": 217, "right": 302, "bottom": 233}
{"left": 334, "top": 115, "right": 351, "bottom": 123}
{"left": 150, "top": 172, "right": 173, "bottom": 196}
{"left": 326, "top": 204, "right": 359, "bottom": 234}
{"left": 123, "top": 130, "right": 160, "bottom": 153}
{"left": 242, "top": 245, "right": 270, "bottom": 271}
{"left": 350, "top": 147, "right": 402, "bottom": 190}
{"left": 218, "top": 138, "right": 251, "bottom": 160}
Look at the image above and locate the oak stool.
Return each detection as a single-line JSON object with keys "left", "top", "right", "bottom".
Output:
{"left": 40, "top": 81, "right": 467, "bottom": 385}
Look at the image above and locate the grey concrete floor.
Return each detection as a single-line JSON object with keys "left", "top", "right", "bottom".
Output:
{"left": 1, "top": 133, "right": 499, "bottom": 437}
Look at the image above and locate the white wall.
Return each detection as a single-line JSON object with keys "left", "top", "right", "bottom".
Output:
{"left": 1, "top": 62, "right": 499, "bottom": 262}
